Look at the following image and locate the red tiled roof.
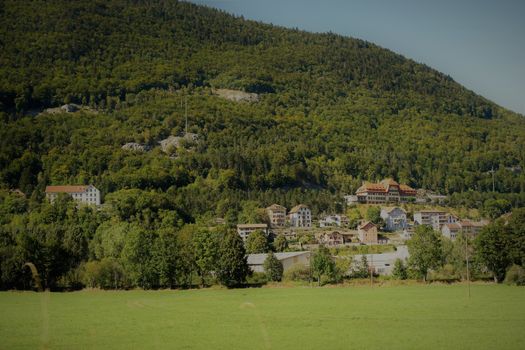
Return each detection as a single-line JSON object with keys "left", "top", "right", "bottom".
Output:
{"left": 45, "top": 185, "right": 88, "bottom": 193}
{"left": 356, "top": 179, "right": 416, "bottom": 195}
{"left": 358, "top": 221, "right": 376, "bottom": 230}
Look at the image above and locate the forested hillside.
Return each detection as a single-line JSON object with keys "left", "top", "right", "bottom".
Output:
{"left": 1, "top": 0, "right": 525, "bottom": 289}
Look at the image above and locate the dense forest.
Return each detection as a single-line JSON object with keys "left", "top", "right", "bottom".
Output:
{"left": 1, "top": 0, "right": 525, "bottom": 289}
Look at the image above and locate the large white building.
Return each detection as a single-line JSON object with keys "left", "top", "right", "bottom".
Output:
{"left": 414, "top": 210, "right": 457, "bottom": 231}
{"left": 355, "top": 179, "right": 417, "bottom": 204}
{"left": 288, "top": 204, "right": 312, "bottom": 228}
{"left": 380, "top": 207, "right": 408, "bottom": 231}
{"left": 45, "top": 185, "right": 101, "bottom": 206}
{"left": 441, "top": 220, "right": 488, "bottom": 240}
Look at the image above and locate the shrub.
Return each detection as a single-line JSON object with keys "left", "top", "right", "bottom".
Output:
{"left": 283, "top": 264, "right": 311, "bottom": 282}
{"left": 246, "top": 272, "right": 267, "bottom": 285}
{"left": 504, "top": 265, "right": 525, "bottom": 286}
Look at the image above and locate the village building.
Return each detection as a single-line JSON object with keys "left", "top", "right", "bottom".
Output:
{"left": 358, "top": 221, "right": 378, "bottom": 244}
{"left": 380, "top": 207, "right": 407, "bottom": 231}
{"left": 319, "top": 214, "right": 349, "bottom": 228}
{"left": 288, "top": 204, "right": 312, "bottom": 228}
{"left": 414, "top": 210, "right": 457, "bottom": 231}
{"left": 355, "top": 178, "right": 417, "bottom": 204}
{"left": 236, "top": 224, "right": 269, "bottom": 242}
{"left": 441, "top": 220, "right": 488, "bottom": 240}
{"left": 45, "top": 185, "right": 101, "bottom": 206}
{"left": 247, "top": 251, "right": 311, "bottom": 273}
{"left": 317, "top": 231, "right": 345, "bottom": 246}
{"left": 266, "top": 204, "right": 287, "bottom": 227}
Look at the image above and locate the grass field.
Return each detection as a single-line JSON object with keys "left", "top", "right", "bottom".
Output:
{"left": 1, "top": 284, "right": 524, "bottom": 349}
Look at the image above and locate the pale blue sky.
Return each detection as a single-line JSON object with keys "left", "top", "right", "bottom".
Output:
{"left": 191, "top": 0, "right": 525, "bottom": 115}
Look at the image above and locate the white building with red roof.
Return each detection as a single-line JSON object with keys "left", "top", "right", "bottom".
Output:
{"left": 288, "top": 204, "right": 312, "bottom": 228}
{"left": 45, "top": 185, "right": 101, "bottom": 206}
{"left": 355, "top": 178, "right": 416, "bottom": 204}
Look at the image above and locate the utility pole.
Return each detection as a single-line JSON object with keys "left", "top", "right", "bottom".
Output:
{"left": 490, "top": 166, "right": 495, "bottom": 192}
{"left": 370, "top": 253, "right": 373, "bottom": 287}
{"left": 465, "top": 236, "right": 471, "bottom": 298}
{"left": 185, "top": 95, "right": 188, "bottom": 135}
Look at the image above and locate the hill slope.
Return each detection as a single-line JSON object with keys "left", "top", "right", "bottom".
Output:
{"left": 1, "top": 0, "right": 525, "bottom": 216}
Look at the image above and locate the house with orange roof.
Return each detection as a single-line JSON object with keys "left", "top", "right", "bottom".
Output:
{"left": 266, "top": 204, "right": 287, "bottom": 227}
{"left": 355, "top": 178, "right": 416, "bottom": 204}
{"left": 45, "top": 185, "right": 101, "bottom": 206}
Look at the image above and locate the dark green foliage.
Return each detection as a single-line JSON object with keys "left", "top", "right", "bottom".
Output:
{"left": 504, "top": 265, "right": 525, "bottom": 286}
{"left": 0, "top": 0, "right": 525, "bottom": 290}
{"left": 263, "top": 252, "right": 283, "bottom": 282}
{"left": 216, "top": 230, "right": 249, "bottom": 288}
{"left": 407, "top": 225, "right": 443, "bottom": 281}
{"left": 475, "top": 221, "right": 511, "bottom": 282}
{"left": 482, "top": 199, "right": 512, "bottom": 220}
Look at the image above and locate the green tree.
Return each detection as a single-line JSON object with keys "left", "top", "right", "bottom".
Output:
{"left": 311, "top": 245, "right": 335, "bottom": 286}
{"left": 475, "top": 220, "right": 511, "bottom": 282}
{"left": 217, "top": 230, "right": 249, "bottom": 288}
{"left": 407, "top": 225, "right": 443, "bottom": 281}
{"left": 353, "top": 255, "right": 370, "bottom": 278}
{"left": 192, "top": 229, "right": 219, "bottom": 286}
{"left": 245, "top": 230, "right": 269, "bottom": 254}
{"left": 273, "top": 235, "right": 288, "bottom": 252}
{"left": 483, "top": 199, "right": 511, "bottom": 220}
{"left": 263, "top": 252, "right": 283, "bottom": 282}
{"left": 366, "top": 206, "right": 384, "bottom": 227}
{"left": 392, "top": 258, "right": 408, "bottom": 280}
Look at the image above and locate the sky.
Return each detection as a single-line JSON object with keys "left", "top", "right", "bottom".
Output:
{"left": 191, "top": 0, "right": 525, "bottom": 115}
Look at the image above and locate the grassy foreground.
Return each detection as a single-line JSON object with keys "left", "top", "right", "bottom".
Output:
{"left": 1, "top": 284, "right": 524, "bottom": 349}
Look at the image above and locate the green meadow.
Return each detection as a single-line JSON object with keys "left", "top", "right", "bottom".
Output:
{"left": 1, "top": 284, "right": 524, "bottom": 350}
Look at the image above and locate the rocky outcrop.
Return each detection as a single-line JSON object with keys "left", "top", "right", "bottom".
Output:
{"left": 121, "top": 142, "right": 147, "bottom": 152}
{"left": 159, "top": 133, "right": 199, "bottom": 154}
{"left": 44, "top": 104, "right": 80, "bottom": 114}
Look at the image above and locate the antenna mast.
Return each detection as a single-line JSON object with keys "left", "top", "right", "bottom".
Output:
{"left": 185, "top": 95, "right": 188, "bottom": 134}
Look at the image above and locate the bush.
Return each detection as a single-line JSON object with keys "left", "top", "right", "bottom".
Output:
{"left": 283, "top": 264, "right": 311, "bottom": 282}
{"left": 504, "top": 265, "right": 525, "bottom": 286}
{"left": 81, "top": 259, "right": 127, "bottom": 289}
{"left": 246, "top": 272, "right": 267, "bottom": 285}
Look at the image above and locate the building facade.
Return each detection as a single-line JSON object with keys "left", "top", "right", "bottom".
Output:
{"left": 317, "top": 231, "right": 345, "bottom": 246}
{"left": 355, "top": 179, "right": 416, "bottom": 204}
{"left": 236, "top": 224, "right": 269, "bottom": 242}
{"left": 380, "top": 207, "right": 407, "bottom": 231}
{"left": 442, "top": 220, "right": 488, "bottom": 240}
{"left": 45, "top": 185, "right": 101, "bottom": 206}
{"left": 319, "top": 214, "right": 349, "bottom": 228}
{"left": 266, "top": 204, "right": 287, "bottom": 227}
{"left": 358, "top": 221, "right": 378, "bottom": 244}
{"left": 414, "top": 210, "right": 457, "bottom": 231}
{"left": 288, "top": 204, "right": 312, "bottom": 228}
